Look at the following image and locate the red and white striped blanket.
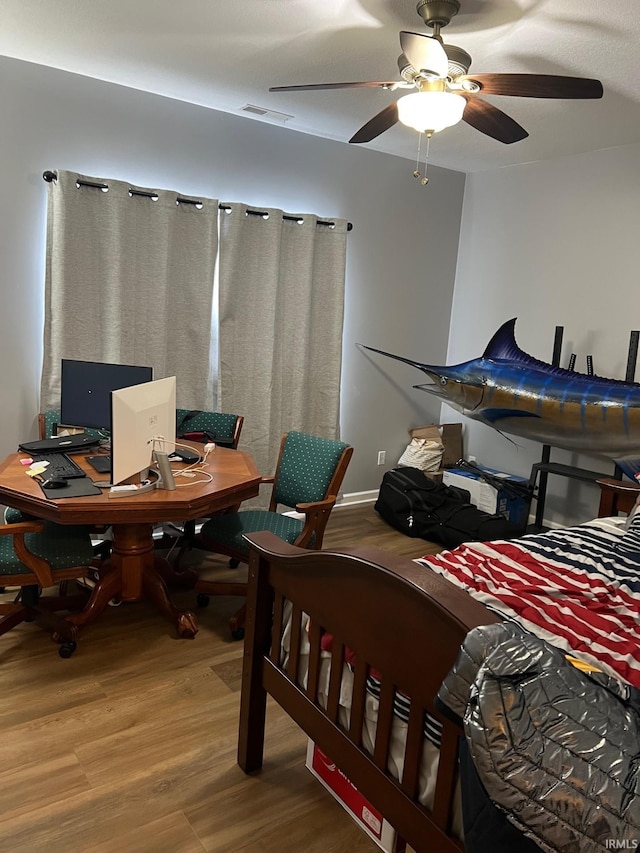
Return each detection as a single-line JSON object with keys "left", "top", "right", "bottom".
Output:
{"left": 417, "top": 516, "right": 640, "bottom": 689}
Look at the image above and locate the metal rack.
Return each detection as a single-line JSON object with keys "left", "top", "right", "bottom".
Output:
{"left": 529, "top": 326, "right": 639, "bottom": 531}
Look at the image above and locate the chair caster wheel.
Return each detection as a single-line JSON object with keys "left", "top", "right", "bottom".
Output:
{"left": 231, "top": 628, "right": 245, "bottom": 641}
{"left": 59, "top": 641, "right": 77, "bottom": 658}
{"left": 197, "top": 593, "right": 210, "bottom": 607}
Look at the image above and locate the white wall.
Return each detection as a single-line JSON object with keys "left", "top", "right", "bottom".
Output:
{"left": 0, "top": 56, "right": 466, "bottom": 498}
{"left": 448, "top": 144, "right": 640, "bottom": 526}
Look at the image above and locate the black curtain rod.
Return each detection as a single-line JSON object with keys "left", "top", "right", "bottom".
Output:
{"left": 43, "top": 171, "right": 352, "bottom": 231}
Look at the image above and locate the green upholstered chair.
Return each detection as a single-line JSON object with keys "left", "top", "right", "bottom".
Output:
{"left": 41, "top": 407, "right": 243, "bottom": 446}
{"left": 36, "top": 411, "right": 110, "bottom": 558}
{"left": 169, "top": 410, "right": 244, "bottom": 566}
{"left": 175, "top": 409, "right": 243, "bottom": 448}
{"left": 193, "top": 430, "right": 353, "bottom": 638}
{"left": 0, "top": 517, "right": 95, "bottom": 657}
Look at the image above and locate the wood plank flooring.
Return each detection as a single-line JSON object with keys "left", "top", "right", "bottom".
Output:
{"left": 0, "top": 505, "right": 441, "bottom": 853}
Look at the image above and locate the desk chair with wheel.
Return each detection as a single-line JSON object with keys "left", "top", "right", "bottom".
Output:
{"left": 37, "top": 409, "right": 111, "bottom": 558}
{"left": 169, "top": 409, "right": 244, "bottom": 567}
{"left": 192, "top": 430, "right": 353, "bottom": 639}
{"left": 0, "top": 518, "right": 94, "bottom": 657}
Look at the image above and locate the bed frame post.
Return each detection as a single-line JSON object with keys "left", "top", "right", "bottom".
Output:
{"left": 237, "top": 548, "right": 274, "bottom": 773}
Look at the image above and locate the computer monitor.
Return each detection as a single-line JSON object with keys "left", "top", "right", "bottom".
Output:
{"left": 110, "top": 376, "right": 176, "bottom": 487}
{"left": 60, "top": 359, "right": 153, "bottom": 431}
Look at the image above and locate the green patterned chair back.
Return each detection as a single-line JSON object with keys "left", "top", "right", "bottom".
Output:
{"left": 0, "top": 521, "right": 94, "bottom": 575}
{"left": 272, "top": 431, "right": 350, "bottom": 510}
{"left": 176, "top": 409, "right": 243, "bottom": 448}
{"left": 42, "top": 407, "right": 242, "bottom": 447}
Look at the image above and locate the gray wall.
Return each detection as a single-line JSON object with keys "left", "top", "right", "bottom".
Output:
{"left": 448, "top": 144, "right": 640, "bottom": 526}
{"left": 0, "top": 56, "right": 466, "bottom": 498}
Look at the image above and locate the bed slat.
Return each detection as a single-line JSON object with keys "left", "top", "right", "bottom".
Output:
{"left": 432, "top": 724, "right": 461, "bottom": 832}
{"left": 287, "top": 603, "right": 303, "bottom": 682}
{"left": 306, "top": 620, "right": 322, "bottom": 701}
{"left": 270, "top": 590, "right": 285, "bottom": 665}
{"left": 401, "top": 698, "right": 426, "bottom": 800}
{"left": 348, "top": 658, "right": 368, "bottom": 746}
{"left": 373, "top": 678, "right": 396, "bottom": 770}
{"left": 327, "top": 638, "right": 345, "bottom": 724}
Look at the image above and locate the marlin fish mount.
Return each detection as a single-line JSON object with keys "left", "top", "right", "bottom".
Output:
{"left": 359, "top": 318, "right": 640, "bottom": 480}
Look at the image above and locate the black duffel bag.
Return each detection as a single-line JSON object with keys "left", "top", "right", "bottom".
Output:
{"left": 375, "top": 466, "right": 522, "bottom": 548}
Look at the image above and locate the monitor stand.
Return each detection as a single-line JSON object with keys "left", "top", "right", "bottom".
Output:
{"left": 153, "top": 451, "right": 176, "bottom": 491}
{"left": 103, "top": 454, "right": 175, "bottom": 496}
{"left": 107, "top": 470, "right": 159, "bottom": 497}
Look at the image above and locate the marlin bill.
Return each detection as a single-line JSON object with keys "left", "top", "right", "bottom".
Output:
{"left": 358, "top": 318, "right": 640, "bottom": 481}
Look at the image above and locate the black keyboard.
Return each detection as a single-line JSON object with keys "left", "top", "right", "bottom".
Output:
{"left": 30, "top": 452, "right": 87, "bottom": 480}
{"left": 87, "top": 455, "right": 112, "bottom": 474}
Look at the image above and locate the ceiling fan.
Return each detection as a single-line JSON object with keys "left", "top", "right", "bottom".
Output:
{"left": 269, "top": 0, "right": 604, "bottom": 152}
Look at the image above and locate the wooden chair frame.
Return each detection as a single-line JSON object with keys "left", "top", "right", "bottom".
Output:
{"left": 0, "top": 521, "right": 91, "bottom": 656}
{"left": 195, "top": 433, "right": 353, "bottom": 636}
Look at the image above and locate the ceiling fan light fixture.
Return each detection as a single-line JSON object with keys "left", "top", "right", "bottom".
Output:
{"left": 397, "top": 90, "right": 465, "bottom": 133}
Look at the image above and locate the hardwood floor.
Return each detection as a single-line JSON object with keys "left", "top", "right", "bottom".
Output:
{"left": 0, "top": 505, "right": 441, "bottom": 853}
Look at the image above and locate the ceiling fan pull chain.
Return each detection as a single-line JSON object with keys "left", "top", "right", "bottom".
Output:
{"left": 413, "top": 131, "right": 424, "bottom": 179}
{"left": 421, "top": 132, "right": 433, "bottom": 186}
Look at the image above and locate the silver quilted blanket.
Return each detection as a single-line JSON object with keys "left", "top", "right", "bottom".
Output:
{"left": 437, "top": 622, "right": 640, "bottom": 853}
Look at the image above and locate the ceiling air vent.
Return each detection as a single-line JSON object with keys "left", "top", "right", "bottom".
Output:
{"left": 241, "top": 104, "right": 293, "bottom": 123}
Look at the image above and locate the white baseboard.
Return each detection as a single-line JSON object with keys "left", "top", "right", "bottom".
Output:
{"left": 336, "top": 490, "right": 378, "bottom": 508}
{"left": 281, "top": 489, "right": 378, "bottom": 521}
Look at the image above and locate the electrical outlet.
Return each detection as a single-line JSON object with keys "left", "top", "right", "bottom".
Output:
{"left": 377, "top": 450, "right": 386, "bottom": 466}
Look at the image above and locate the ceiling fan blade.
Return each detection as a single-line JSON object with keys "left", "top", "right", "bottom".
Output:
{"left": 459, "top": 73, "right": 603, "bottom": 99}
{"left": 461, "top": 95, "right": 528, "bottom": 144}
{"left": 269, "top": 81, "right": 401, "bottom": 92}
{"left": 399, "top": 31, "right": 448, "bottom": 78}
{"left": 349, "top": 102, "right": 399, "bottom": 144}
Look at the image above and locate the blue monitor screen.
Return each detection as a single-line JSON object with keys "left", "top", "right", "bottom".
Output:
{"left": 60, "top": 359, "right": 153, "bottom": 431}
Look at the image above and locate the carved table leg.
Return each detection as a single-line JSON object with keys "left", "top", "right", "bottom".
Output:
{"left": 61, "top": 567, "right": 122, "bottom": 630}
{"left": 142, "top": 564, "right": 198, "bottom": 638}
{"left": 60, "top": 522, "right": 199, "bottom": 638}
{"left": 153, "top": 554, "right": 199, "bottom": 589}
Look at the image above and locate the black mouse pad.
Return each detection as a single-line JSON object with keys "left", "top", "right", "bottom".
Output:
{"left": 40, "top": 478, "right": 102, "bottom": 499}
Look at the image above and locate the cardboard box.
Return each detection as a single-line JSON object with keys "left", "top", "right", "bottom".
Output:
{"left": 407, "top": 422, "right": 463, "bottom": 481}
{"left": 442, "top": 464, "right": 530, "bottom": 528}
{"left": 305, "top": 741, "right": 405, "bottom": 853}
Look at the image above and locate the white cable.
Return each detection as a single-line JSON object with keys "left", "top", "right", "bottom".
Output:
{"left": 150, "top": 435, "right": 218, "bottom": 485}
{"left": 174, "top": 471, "right": 213, "bottom": 486}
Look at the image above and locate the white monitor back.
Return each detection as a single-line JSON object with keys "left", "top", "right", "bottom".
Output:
{"left": 111, "top": 376, "right": 176, "bottom": 486}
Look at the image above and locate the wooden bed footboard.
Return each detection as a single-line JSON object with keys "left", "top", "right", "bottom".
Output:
{"left": 238, "top": 531, "right": 499, "bottom": 853}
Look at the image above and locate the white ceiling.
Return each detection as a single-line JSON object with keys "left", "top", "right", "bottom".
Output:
{"left": 1, "top": 0, "right": 639, "bottom": 173}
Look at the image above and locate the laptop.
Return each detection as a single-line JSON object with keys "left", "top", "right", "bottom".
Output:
{"left": 18, "top": 433, "right": 101, "bottom": 454}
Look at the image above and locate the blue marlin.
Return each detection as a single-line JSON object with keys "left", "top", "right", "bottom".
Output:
{"left": 359, "top": 318, "right": 640, "bottom": 480}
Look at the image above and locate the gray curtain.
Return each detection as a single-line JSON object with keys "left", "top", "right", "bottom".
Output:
{"left": 41, "top": 170, "right": 219, "bottom": 411}
{"left": 217, "top": 204, "right": 348, "bottom": 481}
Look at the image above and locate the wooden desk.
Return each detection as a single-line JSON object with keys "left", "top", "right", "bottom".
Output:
{"left": 0, "top": 446, "right": 261, "bottom": 639}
